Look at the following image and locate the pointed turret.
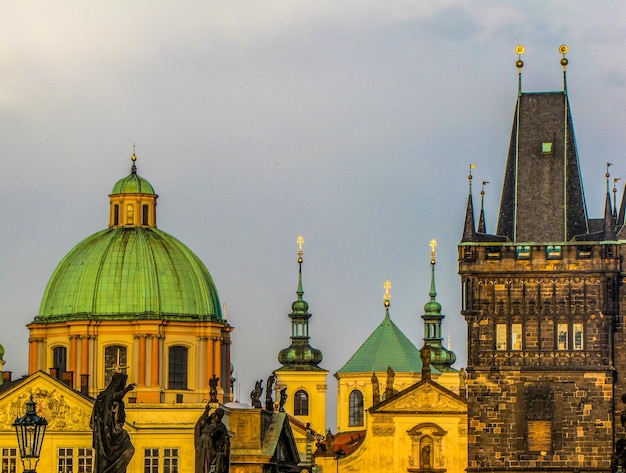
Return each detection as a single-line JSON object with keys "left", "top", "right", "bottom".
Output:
{"left": 461, "top": 165, "right": 476, "bottom": 242}
{"left": 277, "top": 236, "right": 324, "bottom": 370}
{"left": 497, "top": 47, "right": 588, "bottom": 242}
{"left": 421, "top": 240, "right": 456, "bottom": 372}
{"left": 477, "top": 181, "right": 488, "bottom": 234}
{"left": 603, "top": 191, "right": 616, "bottom": 241}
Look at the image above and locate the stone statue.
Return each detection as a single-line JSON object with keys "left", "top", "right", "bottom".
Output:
{"left": 278, "top": 387, "right": 287, "bottom": 412}
{"left": 209, "top": 374, "right": 220, "bottom": 403}
{"left": 250, "top": 380, "right": 263, "bottom": 408}
{"left": 371, "top": 373, "right": 380, "bottom": 405}
{"left": 91, "top": 372, "right": 136, "bottom": 473}
{"left": 195, "top": 405, "right": 230, "bottom": 473}
{"left": 421, "top": 344, "right": 432, "bottom": 380}
{"left": 325, "top": 429, "right": 334, "bottom": 455}
{"left": 421, "top": 445, "right": 431, "bottom": 469}
{"left": 265, "top": 374, "right": 276, "bottom": 411}
{"left": 385, "top": 366, "right": 395, "bottom": 400}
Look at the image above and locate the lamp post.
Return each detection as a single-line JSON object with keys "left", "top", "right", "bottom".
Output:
{"left": 13, "top": 395, "right": 47, "bottom": 473}
{"left": 335, "top": 448, "right": 345, "bottom": 473}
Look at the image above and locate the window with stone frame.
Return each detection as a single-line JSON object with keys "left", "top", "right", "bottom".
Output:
{"left": 144, "top": 449, "right": 159, "bottom": 473}
{"left": 511, "top": 323, "right": 523, "bottom": 350}
{"left": 77, "top": 448, "right": 93, "bottom": 473}
{"left": 1, "top": 448, "right": 17, "bottom": 473}
{"left": 58, "top": 448, "right": 74, "bottom": 473}
{"left": 407, "top": 423, "right": 447, "bottom": 471}
{"left": 53, "top": 346, "right": 67, "bottom": 378}
{"left": 163, "top": 448, "right": 179, "bottom": 473}
{"left": 557, "top": 324, "right": 568, "bottom": 350}
{"left": 104, "top": 345, "right": 128, "bottom": 387}
{"left": 168, "top": 345, "right": 188, "bottom": 390}
{"left": 294, "top": 390, "right": 309, "bottom": 416}
{"left": 496, "top": 324, "right": 507, "bottom": 350}
{"left": 573, "top": 323, "right": 584, "bottom": 350}
{"left": 348, "top": 390, "right": 364, "bottom": 427}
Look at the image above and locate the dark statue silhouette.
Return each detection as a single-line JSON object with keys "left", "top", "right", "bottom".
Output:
{"left": 91, "top": 372, "right": 136, "bottom": 473}
{"left": 195, "top": 405, "right": 230, "bottom": 473}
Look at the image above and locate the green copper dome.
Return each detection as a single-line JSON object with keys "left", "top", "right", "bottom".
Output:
{"left": 111, "top": 171, "right": 155, "bottom": 195}
{"left": 37, "top": 227, "right": 222, "bottom": 322}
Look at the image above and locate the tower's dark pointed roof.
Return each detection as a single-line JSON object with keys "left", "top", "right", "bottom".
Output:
{"left": 497, "top": 91, "right": 588, "bottom": 242}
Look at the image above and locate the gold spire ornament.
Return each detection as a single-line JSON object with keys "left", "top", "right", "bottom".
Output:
{"left": 430, "top": 239, "right": 437, "bottom": 265}
{"left": 297, "top": 235, "right": 304, "bottom": 263}
{"left": 515, "top": 44, "right": 525, "bottom": 70}
{"left": 559, "top": 44, "right": 569, "bottom": 70}
{"left": 383, "top": 280, "right": 391, "bottom": 307}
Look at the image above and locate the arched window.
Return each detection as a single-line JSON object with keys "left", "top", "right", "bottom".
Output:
{"left": 168, "top": 346, "right": 188, "bottom": 390}
{"left": 349, "top": 390, "right": 364, "bottom": 426}
{"left": 294, "top": 390, "right": 309, "bottom": 416}
{"left": 52, "top": 346, "right": 67, "bottom": 379}
{"left": 104, "top": 345, "right": 127, "bottom": 387}
{"left": 126, "top": 204, "right": 134, "bottom": 224}
{"left": 142, "top": 205, "right": 149, "bottom": 225}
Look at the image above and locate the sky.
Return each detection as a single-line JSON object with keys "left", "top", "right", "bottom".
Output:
{"left": 1, "top": 1, "right": 626, "bottom": 430}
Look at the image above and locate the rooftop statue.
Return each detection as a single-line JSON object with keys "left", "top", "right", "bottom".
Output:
{"left": 91, "top": 372, "right": 136, "bottom": 473}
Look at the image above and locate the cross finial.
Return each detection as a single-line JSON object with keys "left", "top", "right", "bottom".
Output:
{"left": 430, "top": 239, "right": 437, "bottom": 264}
{"left": 383, "top": 280, "right": 392, "bottom": 302}
{"left": 297, "top": 235, "right": 304, "bottom": 261}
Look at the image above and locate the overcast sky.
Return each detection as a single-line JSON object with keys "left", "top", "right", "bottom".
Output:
{"left": 2, "top": 1, "right": 626, "bottom": 429}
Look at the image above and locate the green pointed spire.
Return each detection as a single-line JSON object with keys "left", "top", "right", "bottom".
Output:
{"left": 421, "top": 240, "right": 457, "bottom": 372}
{"left": 277, "top": 236, "right": 324, "bottom": 371}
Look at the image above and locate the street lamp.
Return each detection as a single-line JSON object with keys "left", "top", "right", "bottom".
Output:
{"left": 335, "top": 448, "right": 345, "bottom": 473}
{"left": 13, "top": 395, "right": 47, "bottom": 473}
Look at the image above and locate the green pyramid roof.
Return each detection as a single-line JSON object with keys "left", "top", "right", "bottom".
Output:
{"left": 337, "top": 309, "right": 438, "bottom": 374}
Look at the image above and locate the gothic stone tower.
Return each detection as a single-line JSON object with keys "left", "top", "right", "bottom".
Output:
{"left": 458, "top": 47, "right": 621, "bottom": 473}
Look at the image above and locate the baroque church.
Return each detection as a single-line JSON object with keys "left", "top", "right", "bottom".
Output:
{"left": 1, "top": 46, "right": 625, "bottom": 473}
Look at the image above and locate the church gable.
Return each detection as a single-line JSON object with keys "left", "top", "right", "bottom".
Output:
{"left": 371, "top": 380, "right": 467, "bottom": 414}
{"left": 0, "top": 370, "right": 93, "bottom": 432}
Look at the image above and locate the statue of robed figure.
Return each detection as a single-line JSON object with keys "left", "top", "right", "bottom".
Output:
{"left": 195, "top": 406, "right": 230, "bottom": 473}
{"left": 91, "top": 372, "right": 136, "bottom": 473}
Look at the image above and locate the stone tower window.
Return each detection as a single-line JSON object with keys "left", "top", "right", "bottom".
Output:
{"left": 349, "top": 390, "right": 364, "bottom": 426}
{"left": 511, "top": 324, "right": 523, "bottom": 350}
{"left": 573, "top": 323, "right": 584, "bottom": 350}
{"left": 294, "top": 390, "right": 309, "bottom": 416}
{"left": 557, "top": 324, "right": 568, "bottom": 350}
{"left": 496, "top": 324, "right": 507, "bottom": 350}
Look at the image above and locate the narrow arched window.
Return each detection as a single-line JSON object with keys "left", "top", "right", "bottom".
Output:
{"left": 104, "top": 345, "right": 127, "bottom": 387}
{"left": 168, "top": 346, "right": 188, "bottom": 389}
{"left": 52, "top": 346, "right": 67, "bottom": 379}
{"left": 142, "top": 205, "right": 149, "bottom": 225}
{"left": 294, "top": 390, "right": 309, "bottom": 416}
{"left": 349, "top": 390, "right": 364, "bottom": 426}
{"left": 126, "top": 204, "right": 134, "bottom": 224}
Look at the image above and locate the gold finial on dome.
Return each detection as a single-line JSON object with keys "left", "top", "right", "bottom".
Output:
{"left": 297, "top": 235, "right": 304, "bottom": 263}
{"left": 430, "top": 239, "right": 437, "bottom": 265}
{"left": 383, "top": 280, "right": 391, "bottom": 308}
{"left": 131, "top": 143, "right": 137, "bottom": 173}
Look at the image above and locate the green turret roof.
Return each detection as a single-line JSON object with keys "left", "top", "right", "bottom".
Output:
{"left": 337, "top": 308, "right": 438, "bottom": 374}
{"left": 111, "top": 157, "right": 156, "bottom": 195}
